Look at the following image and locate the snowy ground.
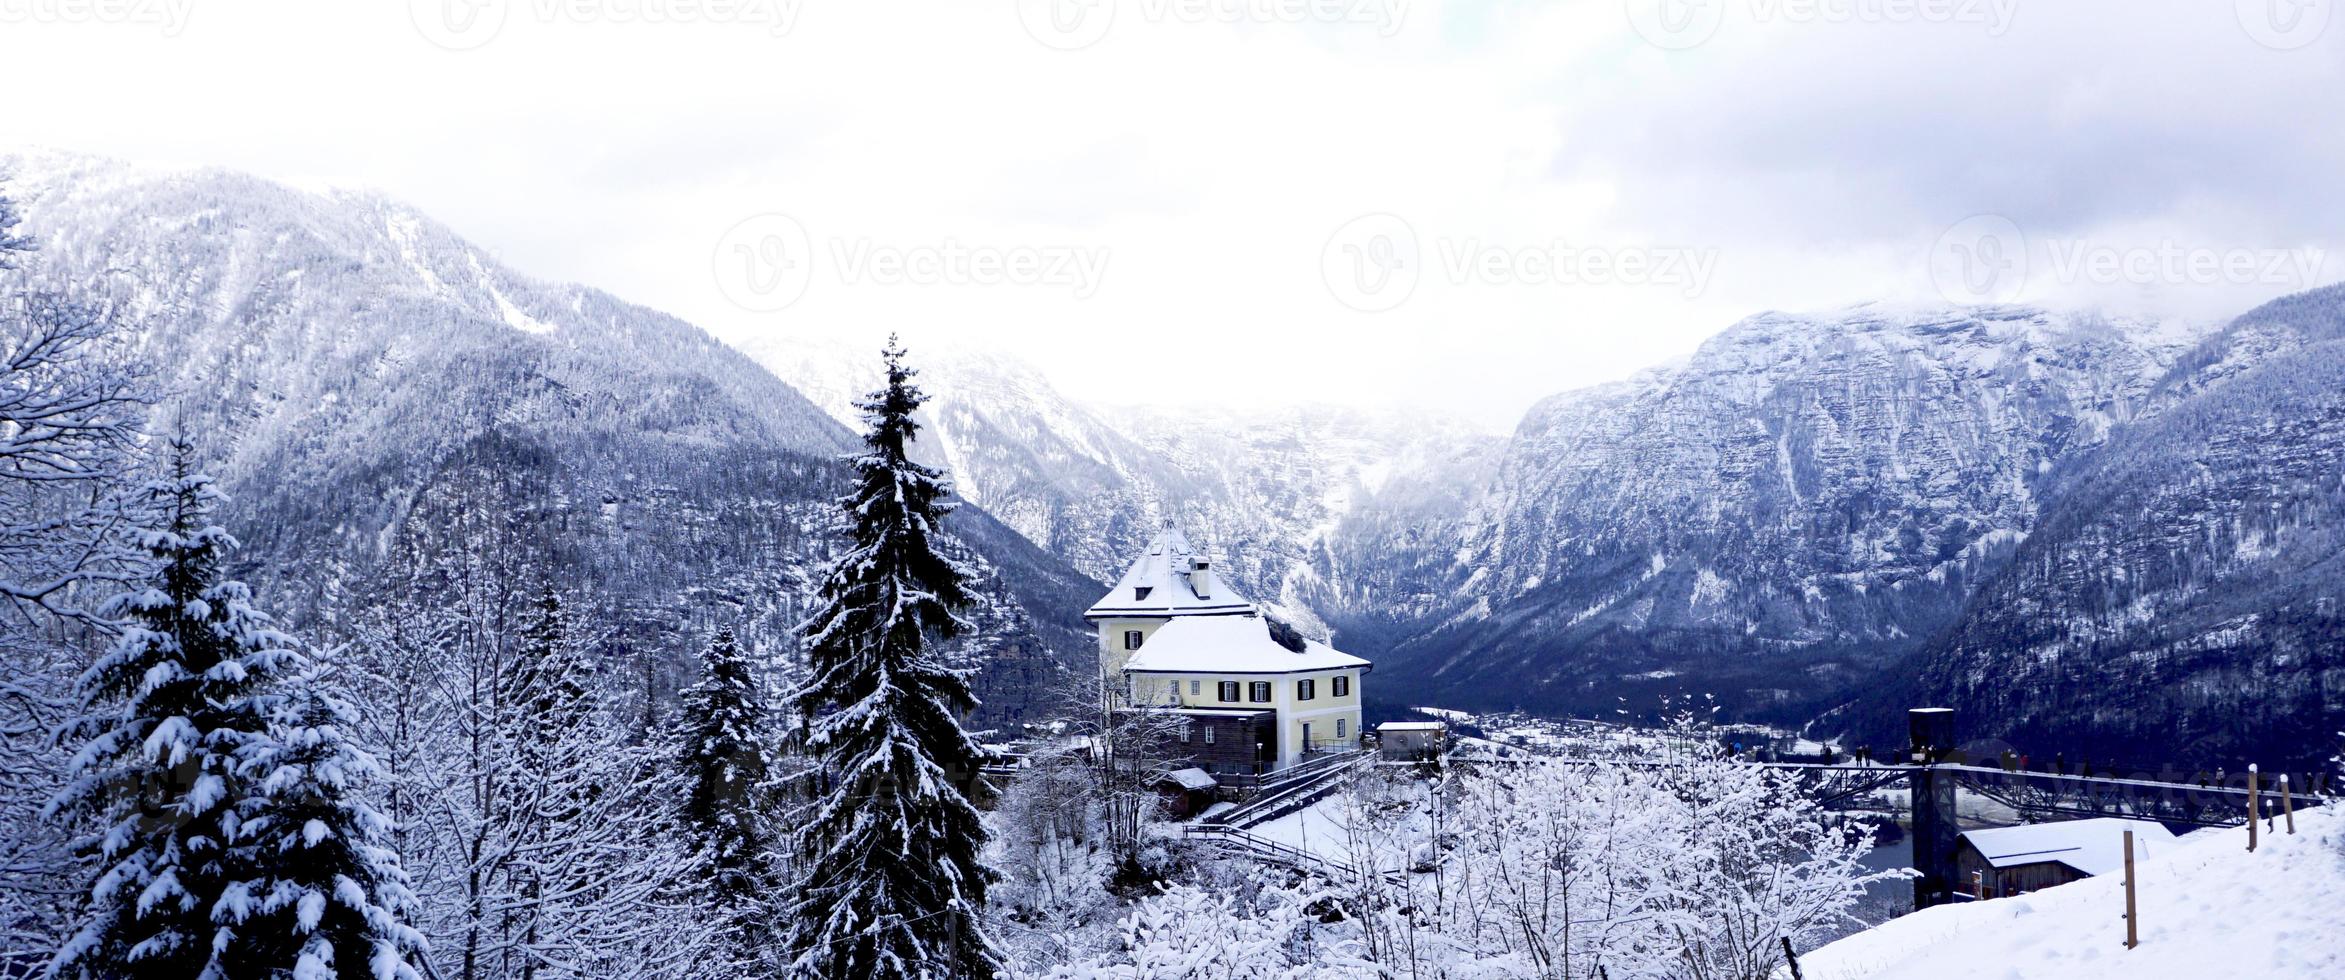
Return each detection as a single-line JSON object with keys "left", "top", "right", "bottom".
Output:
{"left": 1796, "top": 804, "right": 2344, "bottom": 979}
{"left": 1245, "top": 778, "right": 1436, "bottom": 867}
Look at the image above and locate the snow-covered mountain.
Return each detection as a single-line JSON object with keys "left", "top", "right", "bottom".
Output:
{"left": 741, "top": 334, "right": 1502, "bottom": 639}
{"left": 1378, "top": 305, "right": 2221, "bottom": 722}
{"left": 0, "top": 150, "right": 1100, "bottom": 725}
{"left": 1900, "top": 285, "right": 2345, "bottom": 766}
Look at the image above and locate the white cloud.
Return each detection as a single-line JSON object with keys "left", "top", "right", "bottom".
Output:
{"left": 1, "top": 0, "right": 2337, "bottom": 427}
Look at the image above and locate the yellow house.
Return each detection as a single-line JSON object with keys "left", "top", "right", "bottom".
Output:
{"left": 1085, "top": 528, "right": 1369, "bottom": 771}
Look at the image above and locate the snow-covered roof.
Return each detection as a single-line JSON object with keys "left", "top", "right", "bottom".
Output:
{"left": 1377, "top": 722, "right": 1447, "bottom": 732}
{"left": 1085, "top": 527, "right": 1258, "bottom": 620}
{"left": 1959, "top": 818, "right": 2176, "bottom": 876}
{"left": 1160, "top": 767, "right": 1218, "bottom": 791}
{"left": 1121, "top": 613, "right": 1371, "bottom": 675}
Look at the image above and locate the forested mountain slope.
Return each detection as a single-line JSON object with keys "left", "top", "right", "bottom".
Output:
{"left": 1899, "top": 285, "right": 2345, "bottom": 767}
{"left": 2, "top": 150, "right": 1097, "bottom": 727}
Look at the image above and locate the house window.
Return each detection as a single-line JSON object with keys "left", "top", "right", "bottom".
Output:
{"left": 1204, "top": 725, "right": 1215, "bottom": 745}
{"left": 1124, "top": 630, "right": 1144, "bottom": 651}
{"left": 1248, "top": 682, "right": 1272, "bottom": 703}
{"left": 1337, "top": 718, "right": 1347, "bottom": 739}
{"left": 1181, "top": 720, "right": 1193, "bottom": 743}
{"left": 1218, "top": 681, "right": 1240, "bottom": 703}
{"left": 1190, "top": 680, "right": 1202, "bottom": 696}
{"left": 1333, "top": 674, "right": 1350, "bottom": 697}
{"left": 1297, "top": 679, "right": 1315, "bottom": 701}
{"left": 1134, "top": 586, "right": 1153, "bottom": 601}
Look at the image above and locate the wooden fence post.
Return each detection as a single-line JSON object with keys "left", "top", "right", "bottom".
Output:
{"left": 2122, "top": 829, "right": 2138, "bottom": 950}
{"left": 2281, "top": 774, "right": 2295, "bottom": 835}
{"left": 2246, "top": 766, "right": 2259, "bottom": 853}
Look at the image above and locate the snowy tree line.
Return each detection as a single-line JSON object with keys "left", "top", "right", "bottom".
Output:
{"left": 0, "top": 183, "right": 1003, "bottom": 979}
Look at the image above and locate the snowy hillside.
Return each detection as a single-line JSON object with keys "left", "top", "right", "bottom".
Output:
{"left": 1905, "top": 284, "right": 2345, "bottom": 766}
{"left": 1800, "top": 805, "right": 2344, "bottom": 979}
{"left": 0, "top": 149, "right": 1099, "bottom": 725}
{"left": 1380, "top": 304, "right": 2218, "bottom": 721}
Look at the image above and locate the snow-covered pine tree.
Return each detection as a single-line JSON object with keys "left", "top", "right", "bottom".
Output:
{"left": 224, "top": 661, "right": 428, "bottom": 980}
{"left": 44, "top": 446, "right": 349, "bottom": 978}
{"left": 789, "top": 337, "right": 1002, "bottom": 979}
{"left": 671, "top": 627, "right": 776, "bottom": 961}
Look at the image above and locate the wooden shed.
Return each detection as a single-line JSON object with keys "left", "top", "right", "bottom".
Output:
{"left": 1953, "top": 818, "right": 2175, "bottom": 900}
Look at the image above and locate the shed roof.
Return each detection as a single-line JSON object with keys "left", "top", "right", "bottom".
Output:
{"left": 1378, "top": 722, "right": 1447, "bottom": 732}
{"left": 1959, "top": 818, "right": 2176, "bottom": 877}
{"left": 1160, "top": 767, "right": 1218, "bottom": 791}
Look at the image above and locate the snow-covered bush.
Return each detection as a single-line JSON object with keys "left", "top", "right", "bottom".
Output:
{"left": 1046, "top": 883, "right": 1378, "bottom": 979}
{"left": 1317, "top": 717, "right": 1896, "bottom": 980}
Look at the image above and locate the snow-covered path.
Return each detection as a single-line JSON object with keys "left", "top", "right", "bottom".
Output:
{"left": 1798, "top": 804, "right": 2345, "bottom": 980}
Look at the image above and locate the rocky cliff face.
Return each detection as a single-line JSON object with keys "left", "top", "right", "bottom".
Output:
{"left": 1377, "top": 305, "right": 2217, "bottom": 722}
{"left": 1903, "top": 286, "right": 2345, "bottom": 768}
{"left": 744, "top": 336, "right": 1502, "bottom": 641}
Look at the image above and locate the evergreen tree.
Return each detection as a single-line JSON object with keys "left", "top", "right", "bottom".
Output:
{"left": 788, "top": 337, "right": 1001, "bottom": 979}
{"left": 224, "top": 663, "right": 428, "bottom": 980}
{"left": 48, "top": 447, "right": 421, "bottom": 979}
{"left": 47, "top": 448, "right": 282, "bottom": 978}
{"left": 672, "top": 627, "right": 775, "bottom": 959}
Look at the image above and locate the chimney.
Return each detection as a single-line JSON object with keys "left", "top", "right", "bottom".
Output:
{"left": 1190, "top": 557, "right": 1214, "bottom": 599}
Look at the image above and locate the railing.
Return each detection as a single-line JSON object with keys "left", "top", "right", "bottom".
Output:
{"left": 1208, "top": 750, "right": 1371, "bottom": 829}
{"left": 1182, "top": 823, "right": 1401, "bottom": 884}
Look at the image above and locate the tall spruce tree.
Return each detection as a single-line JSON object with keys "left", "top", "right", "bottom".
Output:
{"left": 226, "top": 664, "right": 428, "bottom": 980}
{"left": 788, "top": 338, "right": 1001, "bottom": 979}
{"left": 48, "top": 446, "right": 421, "bottom": 979}
{"left": 672, "top": 627, "right": 775, "bottom": 958}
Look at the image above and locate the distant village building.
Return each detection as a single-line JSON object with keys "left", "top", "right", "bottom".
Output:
{"left": 1376, "top": 721, "right": 1448, "bottom": 760}
{"left": 1087, "top": 527, "right": 1370, "bottom": 776}
{"left": 1954, "top": 818, "right": 2176, "bottom": 899}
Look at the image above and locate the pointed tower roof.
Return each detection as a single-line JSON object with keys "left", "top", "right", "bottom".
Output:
{"left": 1084, "top": 526, "right": 1257, "bottom": 620}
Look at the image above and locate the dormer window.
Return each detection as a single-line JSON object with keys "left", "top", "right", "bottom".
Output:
{"left": 1134, "top": 586, "right": 1153, "bottom": 601}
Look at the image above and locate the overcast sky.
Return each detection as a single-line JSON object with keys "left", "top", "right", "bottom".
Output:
{"left": 3, "top": 0, "right": 2340, "bottom": 428}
